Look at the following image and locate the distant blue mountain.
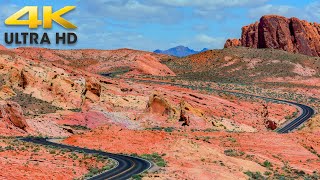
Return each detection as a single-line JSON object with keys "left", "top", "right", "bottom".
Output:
{"left": 154, "top": 46, "right": 209, "bottom": 57}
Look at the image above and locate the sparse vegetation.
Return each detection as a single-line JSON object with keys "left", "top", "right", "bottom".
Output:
{"left": 0, "top": 138, "right": 114, "bottom": 180}
{"left": 9, "top": 91, "right": 63, "bottom": 116}
{"left": 164, "top": 47, "right": 320, "bottom": 84}
{"left": 244, "top": 171, "right": 265, "bottom": 180}
{"left": 64, "top": 124, "right": 91, "bottom": 131}
{"left": 285, "top": 111, "right": 299, "bottom": 120}
{"left": 69, "top": 108, "right": 82, "bottom": 112}
{"left": 80, "top": 158, "right": 115, "bottom": 179}
{"left": 135, "top": 153, "right": 167, "bottom": 167}
{"left": 224, "top": 149, "right": 244, "bottom": 157}
{"left": 100, "top": 66, "right": 131, "bottom": 77}
{"left": 146, "top": 126, "right": 175, "bottom": 133}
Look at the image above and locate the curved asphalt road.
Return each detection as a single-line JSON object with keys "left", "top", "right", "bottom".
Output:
{"left": 21, "top": 137, "right": 152, "bottom": 180}
{"left": 276, "top": 101, "right": 314, "bottom": 133}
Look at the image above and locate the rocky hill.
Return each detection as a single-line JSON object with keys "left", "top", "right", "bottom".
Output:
{"left": 225, "top": 15, "right": 320, "bottom": 57}
{"left": 154, "top": 46, "right": 208, "bottom": 57}
{"left": 13, "top": 47, "right": 175, "bottom": 77}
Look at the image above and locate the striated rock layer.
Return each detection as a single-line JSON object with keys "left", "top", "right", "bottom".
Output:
{"left": 225, "top": 15, "right": 320, "bottom": 57}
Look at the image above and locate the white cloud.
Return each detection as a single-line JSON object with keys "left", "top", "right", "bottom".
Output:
{"left": 78, "top": 0, "right": 183, "bottom": 23}
{"left": 193, "top": 24, "right": 209, "bottom": 31}
{"left": 150, "top": 0, "right": 269, "bottom": 9}
{"left": 248, "top": 2, "right": 320, "bottom": 22}
{"left": 248, "top": 4, "right": 296, "bottom": 18}
{"left": 305, "top": 1, "right": 320, "bottom": 21}
{"left": 78, "top": 0, "right": 271, "bottom": 23}
{"left": 194, "top": 34, "right": 226, "bottom": 49}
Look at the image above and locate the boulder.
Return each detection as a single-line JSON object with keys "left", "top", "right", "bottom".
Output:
{"left": 224, "top": 39, "right": 241, "bottom": 48}
{"left": 265, "top": 120, "right": 277, "bottom": 130}
{"left": 146, "top": 93, "right": 178, "bottom": 119}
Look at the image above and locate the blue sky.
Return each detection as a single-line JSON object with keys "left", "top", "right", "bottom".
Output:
{"left": 0, "top": 0, "right": 319, "bottom": 51}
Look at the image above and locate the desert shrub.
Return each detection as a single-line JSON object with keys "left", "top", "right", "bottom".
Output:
{"left": 64, "top": 124, "right": 90, "bottom": 130}
{"left": 227, "top": 137, "right": 237, "bottom": 143}
{"left": 224, "top": 149, "right": 244, "bottom": 157}
{"left": 69, "top": 108, "right": 82, "bottom": 112}
{"left": 132, "top": 174, "right": 143, "bottom": 180}
{"left": 262, "top": 160, "right": 273, "bottom": 168}
{"left": 146, "top": 127, "right": 175, "bottom": 133}
{"left": 163, "top": 127, "right": 174, "bottom": 132}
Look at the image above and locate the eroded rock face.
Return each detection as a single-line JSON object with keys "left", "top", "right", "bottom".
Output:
{"left": 0, "top": 101, "right": 28, "bottom": 130}
{"left": 225, "top": 15, "right": 320, "bottom": 57}
{"left": 146, "top": 93, "right": 178, "bottom": 119}
{"left": 0, "top": 55, "right": 99, "bottom": 109}
{"left": 85, "top": 77, "right": 101, "bottom": 97}
{"left": 242, "top": 22, "right": 260, "bottom": 48}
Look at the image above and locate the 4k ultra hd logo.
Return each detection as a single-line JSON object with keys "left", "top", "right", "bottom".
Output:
{"left": 4, "top": 6, "right": 77, "bottom": 45}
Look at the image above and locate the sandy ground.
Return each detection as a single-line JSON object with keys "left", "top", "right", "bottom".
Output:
{"left": 64, "top": 125, "right": 320, "bottom": 179}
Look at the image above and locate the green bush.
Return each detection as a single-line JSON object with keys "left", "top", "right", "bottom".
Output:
{"left": 163, "top": 127, "right": 174, "bottom": 133}
{"left": 141, "top": 153, "right": 167, "bottom": 167}
{"left": 262, "top": 160, "right": 273, "bottom": 168}
{"left": 132, "top": 174, "right": 143, "bottom": 180}
{"left": 244, "top": 171, "right": 265, "bottom": 180}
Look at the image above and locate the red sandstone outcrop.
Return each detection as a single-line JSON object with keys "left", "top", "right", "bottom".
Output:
{"left": 225, "top": 15, "right": 320, "bottom": 57}
{"left": 265, "top": 120, "right": 277, "bottom": 130}
{"left": 147, "top": 93, "right": 178, "bottom": 119}
{"left": 0, "top": 101, "right": 28, "bottom": 130}
{"left": 224, "top": 39, "right": 241, "bottom": 48}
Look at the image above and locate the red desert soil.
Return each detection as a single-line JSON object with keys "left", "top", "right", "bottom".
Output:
{"left": 64, "top": 125, "right": 320, "bottom": 179}
{"left": 0, "top": 138, "right": 110, "bottom": 180}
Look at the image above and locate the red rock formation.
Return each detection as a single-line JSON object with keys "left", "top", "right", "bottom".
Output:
{"left": 0, "top": 101, "right": 28, "bottom": 130}
{"left": 225, "top": 15, "right": 320, "bottom": 57}
{"left": 224, "top": 39, "right": 241, "bottom": 48}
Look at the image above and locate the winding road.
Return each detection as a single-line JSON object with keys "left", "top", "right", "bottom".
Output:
{"left": 21, "top": 80, "right": 315, "bottom": 180}
{"left": 276, "top": 101, "right": 314, "bottom": 133}
{"left": 21, "top": 137, "right": 152, "bottom": 180}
